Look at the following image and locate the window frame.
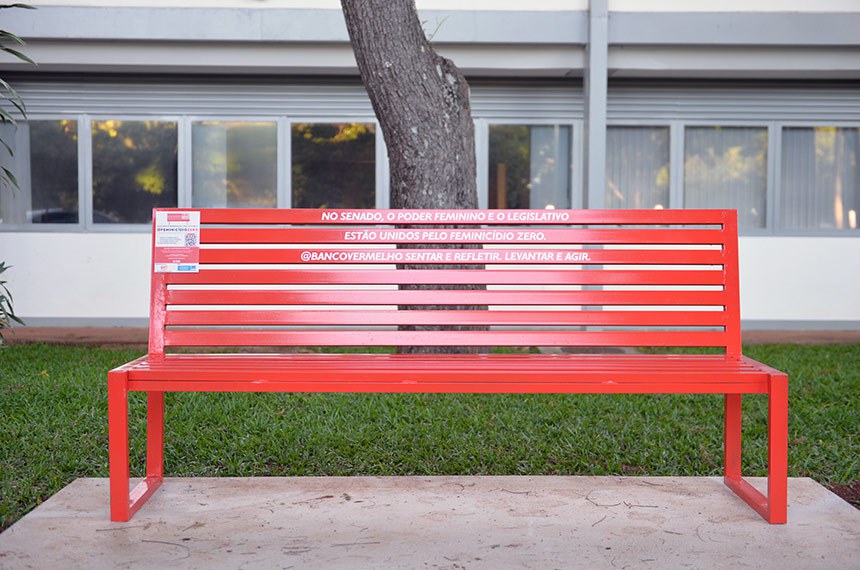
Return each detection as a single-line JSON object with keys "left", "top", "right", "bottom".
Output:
{"left": 286, "top": 117, "right": 383, "bottom": 210}
{"left": 3, "top": 112, "right": 858, "bottom": 236}
{"left": 183, "top": 116, "right": 285, "bottom": 210}
{"left": 773, "top": 121, "right": 860, "bottom": 236}
{"left": 477, "top": 118, "right": 582, "bottom": 211}
{"left": 681, "top": 122, "right": 771, "bottom": 234}
{"left": 0, "top": 116, "right": 86, "bottom": 232}
{"left": 86, "top": 114, "right": 183, "bottom": 232}
{"left": 607, "top": 119, "right": 775, "bottom": 235}
{"left": 603, "top": 122, "right": 673, "bottom": 211}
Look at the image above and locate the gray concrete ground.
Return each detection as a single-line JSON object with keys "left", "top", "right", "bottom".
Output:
{"left": 1, "top": 476, "right": 858, "bottom": 569}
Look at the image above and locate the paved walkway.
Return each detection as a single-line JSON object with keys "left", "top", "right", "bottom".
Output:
{"left": 7, "top": 326, "right": 860, "bottom": 346}
{"left": 1, "top": 476, "right": 858, "bottom": 569}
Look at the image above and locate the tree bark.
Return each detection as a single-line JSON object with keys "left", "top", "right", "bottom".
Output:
{"left": 340, "top": 0, "right": 477, "bottom": 210}
{"left": 341, "top": 0, "right": 484, "bottom": 354}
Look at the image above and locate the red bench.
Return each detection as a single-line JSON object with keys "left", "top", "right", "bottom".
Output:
{"left": 108, "top": 208, "right": 788, "bottom": 523}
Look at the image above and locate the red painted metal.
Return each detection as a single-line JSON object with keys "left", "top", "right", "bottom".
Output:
{"left": 202, "top": 226, "right": 727, "bottom": 245}
{"left": 200, "top": 248, "right": 726, "bottom": 266}
{"left": 165, "top": 309, "right": 728, "bottom": 327}
{"left": 108, "top": 208, "right": 788, "bottom": 524}
{"left": 165, "top": 289, "right": 729, "bottom": 307}
{"left": 168, "top": 268, "right": 725, "bottom": 286}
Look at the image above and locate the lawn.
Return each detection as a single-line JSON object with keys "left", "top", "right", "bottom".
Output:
{"left": 1, "top": 342, "right": 858, "bottom": 532}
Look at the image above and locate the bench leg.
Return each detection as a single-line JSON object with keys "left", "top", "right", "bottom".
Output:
{"left": 146, "top": 391, "right": 165, "bottom": 480}
{"left": 767, "top": 375, "right": 788, "bottom": 523}
{"left": 108, "top": 371, "right": 130, "bottom": 521}
{"left": 724, "top": 394, "right": 743, "bottom": 481}
{"left": 723, "top": 377, "right": 788, "bottom": 524}
{"left": 108, "top": 371, "right": 164, "bottom": 522}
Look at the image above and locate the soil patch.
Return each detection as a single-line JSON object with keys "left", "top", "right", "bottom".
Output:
{"left": 827, "top": 480, "right": 860, "bottom": 510}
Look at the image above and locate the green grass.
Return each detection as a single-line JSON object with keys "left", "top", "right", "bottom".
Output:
{"left": 1, "top": 343, "right": 858, "bottom": 531}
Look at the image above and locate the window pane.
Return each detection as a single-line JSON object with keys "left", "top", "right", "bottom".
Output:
{"left": 781, "top": 127, "right": 860, "bottom": 231}
{"left": 606, "top": 127, "right": 669, "bottom": 209}
{"left": 0, "top": 120, "right": 79, "bottom": 224}
{"left": 488, "top": 125, "right": 571, "bottom": 209}
{"left": 684, "top": 127, "right": 767, "bottom": 229}
{"left": 0, "top": 123, "right": 16, "bottom": 223}
{"left": 192, "top": 121, "right": 277, "bottom": 208}
{"left": 30, "top": 121, "right": 80, "bottom": 223}
{"left": 291, "top": 123, "right": 375, "bottom": 209}
{"left": 92, "top": 120, "right": 177, "bottom": 224}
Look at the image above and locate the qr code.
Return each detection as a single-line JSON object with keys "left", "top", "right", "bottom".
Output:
{"left": 185, "top": 233, "right": 198, "bottom": 247}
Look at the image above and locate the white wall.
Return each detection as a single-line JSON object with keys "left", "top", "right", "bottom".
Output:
{"left": 0, "top": 233, "right": 150, "bottom": 321}
{"left": 2, "top": 232, "right": 858, "bottom": 327}
{"left": 738, "top": 237, "right": 860, "bottom": 324}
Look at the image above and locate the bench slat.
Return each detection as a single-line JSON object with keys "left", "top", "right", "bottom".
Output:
{"left": 202, "top": 227, "right": 727, "bottom": 245}
{"left": 166, "top": 268, "right": 725, "bottom": 287}
{"left": 198, "top": 208, "right": 733, "bottom": 226}
{"left": 126, "top": 379, "right": 770, "bottom": 395}
{"left": 162, "top": 329, "right": 729, "bottom": 347}
{"left": 165, "top": 289, "right": 728, "bottom": 307}
{"left": 165, "top": 309, "right": 728, "bottom": 327}
{"left": 199, "top": 248, "right": 726, "bottom": 266}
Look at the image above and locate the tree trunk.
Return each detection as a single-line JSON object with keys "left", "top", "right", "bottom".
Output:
{"left": 340, "top": 0, "right": 477, "bottom": 209}
{"left": 341, "top": 0, "right": 484, "bottom": 354}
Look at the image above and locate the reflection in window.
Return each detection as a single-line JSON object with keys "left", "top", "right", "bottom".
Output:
{"left": 488, "top": 125, "right": 571, "bottom": 209}
{"left": 781, "top": 127, "right": 860, "bottom": 231}
{"left": 92, "top": 120, "right": 177, "bottom": 224}
{"left": 291, "top": 123, "right": 375, "bottom": 209}
{"left": 192, "top": 121, "right": 276, "bottom": 208}
{"left": 685, "top": 127, "right": 767, "bottom": 229}
{"left": 30, "top": 121, "right": 80, "bottom": 223}
{"left": 606, "top": 126, "right": 669, "bottom": 209}
{"left": 0, "top": 120, "right": 79, "bottom": 224}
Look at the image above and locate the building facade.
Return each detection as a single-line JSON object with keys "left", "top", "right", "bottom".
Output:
{"left": 1, "top": 0, "right": 859, "bottom": 329}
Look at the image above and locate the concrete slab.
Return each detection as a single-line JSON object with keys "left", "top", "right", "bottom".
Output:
{"left": 1, "top": 477, "right": 857, "bottom": 569}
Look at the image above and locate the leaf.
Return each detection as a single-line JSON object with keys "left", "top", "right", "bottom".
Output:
{"left": 0, "top": 137, "right": 13, "bottom": 157}
{"left": 0, "top": 79, "right": 27, "bottom": 116}
{"left": 2, "top": 166, "right": 20, "bottom": 189}
{"left": 0, "top": 78, "right": 21, "bottom": 98}
{"left": 0, "top": 46, "right": 36, "bottom": 66}
{"left": 0, "top": 30, "right": 26, "bottom": 45}
{"left": 0, "top": 107, "right": 17, "bottom": 125}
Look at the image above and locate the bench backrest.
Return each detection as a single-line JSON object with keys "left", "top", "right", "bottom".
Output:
{"left": 148, "top": 208, "right": 742, "bottom": 357}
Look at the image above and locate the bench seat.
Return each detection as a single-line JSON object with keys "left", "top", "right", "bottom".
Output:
{"left": 116, "top": 353, "right": 778, "bottom": 394}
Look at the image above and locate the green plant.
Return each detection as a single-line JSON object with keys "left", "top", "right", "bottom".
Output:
{"left": 0, "top": 3, "right": 34, "bottom": 339}
{"left": 0, "top": 261, "right": 23, "bottom": 340}
{"left": 0, "top": 3, "right": 35, "bottom": 190}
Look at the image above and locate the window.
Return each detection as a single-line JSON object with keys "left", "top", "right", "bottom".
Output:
{"left": 192, "top": 121, "right": 277, "bottom": 208}
{"left": 781, "top": 127, "right": 859, "bottom": 231}
{"left": 92, "top": 120, "right": 178, "bottom": 224}
{"left": 291, "top": 123, "right": 376, "bottom": 209}
{"left": 0, "top": 120, "right": 79, "bottom": 224}
{"left": 684, "top": 127, "right": 767, "bottom": 229}
{"left": 488, "top": 125, "right": 572, "bottom": 209}
{"left": 606, "top": 126, "right": 669, "bottom": 209}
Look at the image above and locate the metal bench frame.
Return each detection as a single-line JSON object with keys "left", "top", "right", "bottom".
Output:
{"left": 109, "top": 208, "right": 788, "bottom": 523}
